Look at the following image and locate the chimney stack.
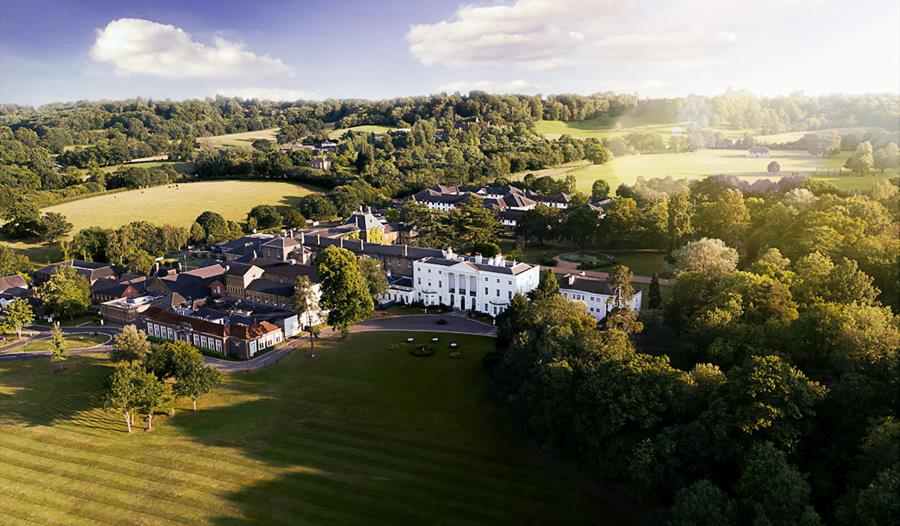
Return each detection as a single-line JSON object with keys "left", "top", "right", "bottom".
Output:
{"left": 339, "top": 237, "right": 344, "bottom": 248}
{"left": 474, "top": 253, "right": 483, "bottom": 264}
{"left": 567, "top": 274, "right": 576, "bottom": 286}
{"left": 360, "top": 239, "right": 364, "bottom": 251}
{"left": 403, "top": 244, "right": 408, "bottom": 257}
{"left": 300, "top": 231, "right": 305, "bottom": 244}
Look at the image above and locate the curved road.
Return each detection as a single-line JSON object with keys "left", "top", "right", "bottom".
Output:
{"left": 0, "top": 315, "right": 496, "bottom": 371}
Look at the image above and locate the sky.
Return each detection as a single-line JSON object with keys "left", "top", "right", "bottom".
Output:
{"left": 1, "top": 0, "right": 898, "bottom": 105}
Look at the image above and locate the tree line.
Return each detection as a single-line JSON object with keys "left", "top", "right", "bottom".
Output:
{"left": 492, "top": 237, "right": 898, "bottom": 524}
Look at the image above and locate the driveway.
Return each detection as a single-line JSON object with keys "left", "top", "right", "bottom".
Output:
{"left": 353, "top": 314, "right": 497, "bottom": 337}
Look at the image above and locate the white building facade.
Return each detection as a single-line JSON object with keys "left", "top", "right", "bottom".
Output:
{"left": 412, "top": 253, "right": 540, "bottom": 317}
{"left": 557, "top": 273, "right": 642, "bottom": 321}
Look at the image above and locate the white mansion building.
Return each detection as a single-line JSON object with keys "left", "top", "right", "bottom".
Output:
{"left": 410, "top": 252, "right": 540, "bottom": 317}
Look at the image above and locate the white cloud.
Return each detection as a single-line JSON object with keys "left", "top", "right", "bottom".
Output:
{"left": 406, "top": 0, "right": 626, "bottom": 69}
{"left": 592, "top": 30, "right": 738, "bottom": 68}
{"left": 407, "top": 0, "right": 804, "bottom": 72}
{"left": 436, "top": 79, "right": 540, "bottom": 94}
{"left": 213, "top": 87, "right": 317, "bottom": 101}
{"left": 91, "top": 18, "right": 291, "bottom": 78}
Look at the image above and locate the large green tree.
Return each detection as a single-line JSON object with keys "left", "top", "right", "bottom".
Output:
{"left": 171, "top": 345, "right": 222, "bottom": 410}
{"left": 315, "top": 246, "right": 373, "bottom": 336}
{"left": 669, "top": 480, "right": 737, "bottom": 526}
{"left": 112, "top": 324, "right": 151, "bottom": 363}
{"left": 357, "top": 257, "right": 388, "bottom": 301}
{"left": 562, "top": 206, "right": 600, "bottom": 248}
{"left": 37, "top": 266, "right": 91, "bottom": 321}
{"left": 49, "top": 322, "right": 68, "bottom": 371}
{"left": 292, "top": 275, "right": 323, "bottom": 353}
{"left": 845, "top": 141, "right": 874, "bottom": 174}
{"left": 0, "top": 298, "right": 34, "bottom": 339}
{"left": 519, "top": 204, "right": 562, "bottom": 244}
{"left": 1, "top": 199, "right": 43, "bottom": 239}
{"left": 734, "top": 442, "right": 821, "bottom": 526}
{"left": 0, "top": 243, "right": 30, "bottom": 276}
{"left": 195, "top": 211, "right": 230, "bottom": 244}
{"left": 40, "top": 212, "right": 72, "bottom": 243}
{"left": 693, "top": 189, "right": 750, "bottom": 253}
{"left": 451, "top": 200, "right": 502, "bottom": 251}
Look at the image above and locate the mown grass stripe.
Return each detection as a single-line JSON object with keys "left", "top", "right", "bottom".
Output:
{"left": 3, "top": 431, "right": 486, "bottom": 526}
{"left": 6, "top": 430, "right": 509, "bottom": 526}
{"left": 8, "top": 422, "right": 543, "bottom": 516}
{"left": 280, "top": 416, "right": 538, "bottom": 477}
{"left": 0, "top": 334, "right": 614, "bottom": 525}
{"left": 0, "top": 471, "right": 138, "bottom": 526}
{"left": 0, "top": 441, "right": 232, "bottom": 520}
{"left": 253, "top": 433, "right": 549, "bottom": 508}
{"left": 1, "top": 457, "right": 196, "bottom": 525}
{"left": 0, "top": 505, "right": 53, "bottom": 526}
{"left": 273, "top": 422, "right": 542, "bottom": 484}
{"left": 2, "top": 432, "right": 249, "bottom": 500}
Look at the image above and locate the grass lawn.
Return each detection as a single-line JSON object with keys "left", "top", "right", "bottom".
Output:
{"left": 498, "top": 239, "right": 667, "bottom": 277}
{"left": 16, "top": 334, "right": 109, "bottom": 353}
{"left": 603, "top": 251, "right": 667, "bottom": 277}
{"left": 328, "top": 125, "right": 395, "bottom": 139}
{"left": 525, "top": 149, "right": 892, "bottom": 194}
{"left": 41, "top": 180, "right": 319, "bottom": 234}
{"left": 0, "top": 332, "right": 631, "bottom": 525}
{"left": 2, "top": 239, "right": 63, "bottom": 265}
{"left": 197, "top": 128, "right": 279, "bottom": 149}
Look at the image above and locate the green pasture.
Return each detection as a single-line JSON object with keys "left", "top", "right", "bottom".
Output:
{"left": 328, "top": 125, "right": 395, "bottom": 139}
{"left": 41, "top": 180, "right": 318, "bottom": 234}
{"left": 0, "top": 332, "right": 631, "bottom": 525}
{"left": 197, "top": 128, "right": 279, "bottom": 149}
{"left": 522, "top": 149, "right": 891, "bottom": 194}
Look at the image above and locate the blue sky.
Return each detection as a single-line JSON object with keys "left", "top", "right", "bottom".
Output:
{"left": 1, "top": 0, "right": 898, "bottom": 105}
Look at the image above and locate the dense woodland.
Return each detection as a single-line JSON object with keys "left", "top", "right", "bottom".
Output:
{"left": 494, "top": 176, "right": 899, "bottom": 524}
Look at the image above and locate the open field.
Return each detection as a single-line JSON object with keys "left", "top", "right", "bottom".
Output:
{"left": 42, "top": 180, "right": 319, "bottom": 234}
{"left": 752, "top": 127, "right": 891, "bottom": 145}
{"left": 0, "top": 332, "right": 630, "bottom": 525}
{"left": 520, "top": 149, "right": 893, "bottom": 194}
{"left": 535, "top": 118, "right": 888, "bottom": 145}
{"left": 197, "top": 128, "right": 279, "bottom": 149}
{"left": 8, "top": 180, "right": 319, "bottom": 263}
{"left": 328, "top": 125, "right": 395, "bottom": 139}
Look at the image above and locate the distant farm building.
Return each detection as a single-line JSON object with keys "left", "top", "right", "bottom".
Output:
{"left": 746, "top": 146, "right": 771, "bottom": 158}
